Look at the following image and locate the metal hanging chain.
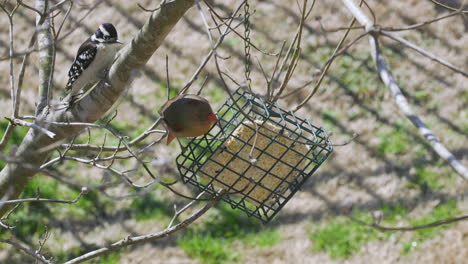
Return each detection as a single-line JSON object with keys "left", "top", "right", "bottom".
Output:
{"left": 243, "top": 0, "right": 252, "bottom": 91}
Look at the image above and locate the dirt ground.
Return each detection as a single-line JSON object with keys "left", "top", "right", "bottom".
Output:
{"left": 0, "top": 0, "right": 467, "bottom": 263}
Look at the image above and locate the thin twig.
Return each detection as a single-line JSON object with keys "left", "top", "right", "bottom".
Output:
{"left": 64, "top": 190, "right": 226, "bottom": 264}
{"left": 16, "top": 33, "right": 37, "bottom": 117}
{"left": 369, "top": 36, "right": 468, "bottom": 179}
{"left": 196, "top": 0, "right": 215, "bottom": 47}
{"left": 204, "top": 0, "right": 277, "bottom": 56}
{"left": 180, "top": 2, "right": 246, "bottom": 94}
{"left": 348, "top": 214, "right": 468, "bottom": 232}
{"left": 5, "top": 118, "right": 56, "bottom": 138}
{"left": 380, "top": 31, "right": 467, "bottom": 77}
{"left": 168, "top": 191, "right": 206, "bottom": 228}
{"left": 58, "top": 118, "right": 165, "bottom": 152}
{"left": 293, "top": 0, "right": 365, "bottom": 112}
{"left": 0, "top": 204, "right": 20, "bottom": 230}
{"left": 0, "top": 2, "right": 19, "bottom": 119}
{"left": 0, "top": 238, "right": 51, "bottom": 264}
{"left": 166, "top": 55, "right": 170, "bottom": 100}
{"left": 271, "top": 0, "right": 312, "bottom": 102}
{"left": 54, "top": 1, "right": 73, "bottom": 40}
{"left": 429, "top": 0, "right": 468, "bottom": 13}
{"left": 340, "top": 0, "right": 468, "bottom": 180}
{"left": 381, "top": 10, "right": 461, "bottom": 32}
{"left": 0, "top": 123, "right": 15, "bottom": 152}
{"left": 17, "top": 0, "right": 44, "bottom": 17}
{"left": 0, "top": 187, "right": 88, "bottom": 206}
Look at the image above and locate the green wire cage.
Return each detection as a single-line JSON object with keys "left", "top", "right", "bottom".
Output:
{"left": 176, "top": 88, "right": 333, "bottom": 223}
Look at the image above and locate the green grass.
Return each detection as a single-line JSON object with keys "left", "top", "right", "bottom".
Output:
{"left": 244, "top": 228, "right": 281, "bottom": 247}
{"left": 0, "top": 177, "right": 57, "bottom": 240}
{"left": 179, "top": 234, "right": 239, "bottom": 264}
{"left": 378, "top": 129, "right": 410, "bottom": 154}
{"left": 0, "top": 120, "right": 28, "bottom": 170}
{"left": 223, "top": 37, "right": 242, "bottom": 49}
{"left": 206, "top": 85, "right": 227, "bottom": 104}
{"left": 407, "top": 166, "right": 442, "bottom": 192}
{"left": 93, "top": 251, "right": 122, "bottom": 264}
{"left": 377, "top": 121, "right": 416, "bottom": 155}
{"left": 0, "top": 175, "right": 176, "bottom": 262}
{"left": 54, "top": 246, "right": 84, "bottom": 263}
{"left": 380, "top": 203, "right": 408, "bottom": 223}
{"left": 130, "top": 191, "right": 172, "bottom": 222}
{"left": 402, "top": 200, "right": 460, "bottom": 255}
{"left": 309, "top": 211, "right": 380, "bottom": 259}
{"left": 178, "top": 204, "right": 281, "bottom": 264}
{"left": 54, "top": 247, "right": 121, "bottom": 263}
{"left": 412, "top": 90, "right": 431, "bottom": 102}
{"left": 309, "top": 200, "right": 460, "bottom": 259}
{"left": 0, "top": 176, "right": 104, "bottom": 239}
{"left": 310, "top": 46, "right": 382, "bottom": 102}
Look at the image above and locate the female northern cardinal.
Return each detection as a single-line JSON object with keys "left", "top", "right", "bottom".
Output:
{"left": 160, "top": 94, "right": 218, "bottom": 144}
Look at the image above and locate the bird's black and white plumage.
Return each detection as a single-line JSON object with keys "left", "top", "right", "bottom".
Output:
{"left": 65, "top": 23, "right": 122, "bottom": 99}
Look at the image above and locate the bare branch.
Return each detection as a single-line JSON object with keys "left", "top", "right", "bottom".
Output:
{"left": 196, "top": 0, "right": 214, "bottom": 47}
{"left": 16, "top": 34, "right": 37, "bottom": 117}
{"left": 17, "top": 0, "right": 44, "bottom": 17}
{"left": 0, "top": 0, "right": 197, "bottom": 218}
{"left": 0, "top": 238, "right": 51, "bottom": 264}
{"left": 180, "top": 3, "right": 246, "bottom": 94}
{"left": 0, "top": 203, "right": 20, "bottom": 230}
{"left": 6, "top": 118, "right": 56, "bottom": 138}
{"left": 271, "top": 0, "right": 309, "bottom": 102}
{"left": 168, "top": 191, "right": 205, "bottom": 228}
{"left": 48, "top": 0, "right": 73, "bottom": 14}
{"left": 0, "top": 2, "right": 19, "bottom": 119}
{"left": 166, "top": 55, "right": 171, "bottom": 100}
{"left": 204, "top": 0, "right": 278, "bottom": 56}
{"left": 341, "top": 0, "right": 468, "bottom": 180}
{"left": 348, "top": 213, "right": 468, "bottom": 232}
{"left": 53, "top": 0, "right": 73, "bottom": 40}
{"left": 63, "top": 190, "right": 225, "bottom": 264}
{"left": 59, "top": 118, "right": 165, "bottom": 152}
{"left": 380, "top": 31, "right": 467, "bottom": 77}
{"left": 35, "top": 0, "right": 55, "bottom": 115}
{"left": 0, "top": 187, "right": 87, "bottom": 206}
{"left": 36, "top": 226, "right": 51, "bottom": 262}
{"left": 293, "top": 1, "right": 365, "bottom": 111}
{"left": 429, "top": 0, "right": 468, "bottom": 13}
{"left": 381, "top": 10, "right": 461, "bottom": 32}
{"left": 0, "top": 124, "right": 15, "bottom": 152}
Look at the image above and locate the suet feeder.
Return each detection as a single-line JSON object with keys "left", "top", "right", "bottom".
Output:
{"left": 176, "top": 88, "right": 333, "bottom": 223}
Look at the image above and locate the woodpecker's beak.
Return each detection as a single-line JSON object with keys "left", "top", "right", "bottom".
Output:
{"left": 116, "top": 40, "right": 123, "bottom": 44}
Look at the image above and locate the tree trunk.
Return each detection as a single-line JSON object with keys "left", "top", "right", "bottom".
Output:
{"left": 0, "top": 0, "right": 195, "bottom": 217}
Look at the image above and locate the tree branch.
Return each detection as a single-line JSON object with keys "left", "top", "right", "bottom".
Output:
{"left": 380, "top": 31, "right": 467, "bottom": 77}
{"left": 0, "top": 0, "right": 196, "bottom": 218}
{"left": 63, "top": 190, "right": 224, "bottom": 264}
{"left": 0, "top": 187, "right": 87, "bottom": 206}
{"left": 348, "top": 213, "right": 468, "bottom": 232}
{"left": 0, "top": 238, "right": 51, "bottom": 264}
{"left": 35, "top": 0, "right": 55, "bottom": 115}
{"left": 340, "top": 0, "right": 468, "bottom": 180}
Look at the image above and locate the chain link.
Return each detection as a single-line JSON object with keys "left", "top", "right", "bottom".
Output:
{"left": 244, "top": 0, "right": 252, "bottom": 91}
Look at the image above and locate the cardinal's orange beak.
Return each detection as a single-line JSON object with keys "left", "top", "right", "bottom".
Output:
{"left": 206, "top": 113, "right": 218, "bottom": 123}
{"left": 166, "top": 132, "right": 176, "bottom": 145}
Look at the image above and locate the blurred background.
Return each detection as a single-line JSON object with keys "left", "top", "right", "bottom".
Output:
{"left": 0, "top": 0, "right": 467, "bottom": 263}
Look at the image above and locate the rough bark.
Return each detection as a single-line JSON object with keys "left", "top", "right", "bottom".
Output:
{"left": 35, "top": 0, "right": 54, "bottom": 115}
{"left": 0, "top": 0, "right": 195, "bottom": 217}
